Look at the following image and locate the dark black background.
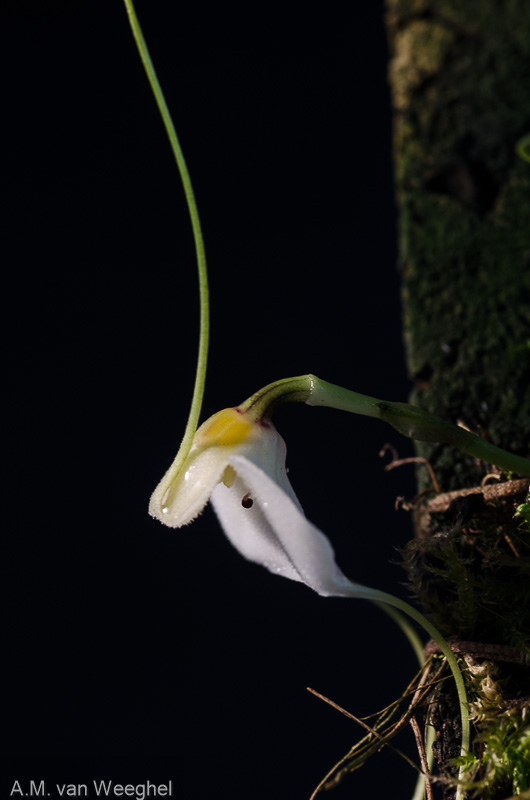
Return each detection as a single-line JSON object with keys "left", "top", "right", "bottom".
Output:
{"left": 4, "top": 1, "right": 421, "bottom": 797}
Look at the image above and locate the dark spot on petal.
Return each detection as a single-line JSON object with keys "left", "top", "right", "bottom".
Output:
{"left": 241, "top": 493, "right": 253, "bottom": 509}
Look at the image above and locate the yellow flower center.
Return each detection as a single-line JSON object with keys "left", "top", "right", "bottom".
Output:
{"left": 195, "top": 407, "right": 253, "bottom": 448}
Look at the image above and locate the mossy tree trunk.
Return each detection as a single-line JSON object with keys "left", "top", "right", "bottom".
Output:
{"left": 385, "top": 2, "right": 530, "bottom": 798}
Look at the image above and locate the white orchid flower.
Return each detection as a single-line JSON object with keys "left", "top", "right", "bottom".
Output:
{"left": 149, "top": 404, "right": 378, "bottom": 599}
{"left": 148, "top": 390, "right": 472, "bottom": 790}
{"left": 148, "top": 400, "right": 473, "bottom": 800}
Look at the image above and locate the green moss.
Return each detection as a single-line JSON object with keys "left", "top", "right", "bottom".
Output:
{"left": 514, "top": 499, "right": 530, "bottom": 530}
{"left": 402, "top": 498, "right": 530, "bottom": 649}
{"left": 466, "top": 708, "right": 530, "bottom": 797}
{"left": 401, "top": 170, "right": 530, "bottom": 490}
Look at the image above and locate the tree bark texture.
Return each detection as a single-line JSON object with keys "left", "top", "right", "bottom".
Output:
{"left": 385, "top": 2, "right": 530, "bottom": 798}
{"left": 385, "top": 0, "right": 530, "bottom": 492}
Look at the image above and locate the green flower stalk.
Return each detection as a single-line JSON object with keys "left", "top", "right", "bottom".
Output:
{"left": 123, "top": 0, "right": 209, "bottom": 494}
{"left": 308, "top": 375, "right": 530, "bottom": 477}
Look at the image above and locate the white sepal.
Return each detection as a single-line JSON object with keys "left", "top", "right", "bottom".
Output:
{"left": 211, "top": 454, "right": 373, "bottom": 598}
{"left": 149, "top": 445, "right": 228, "bottom": 527}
